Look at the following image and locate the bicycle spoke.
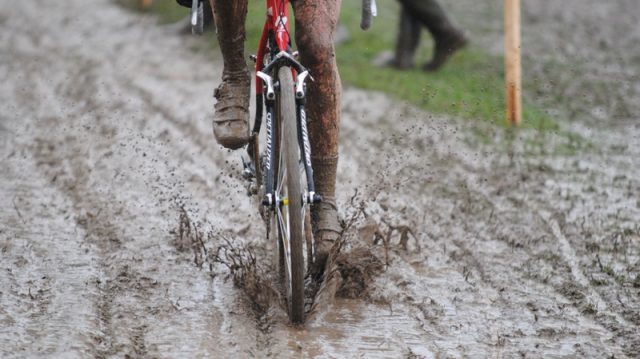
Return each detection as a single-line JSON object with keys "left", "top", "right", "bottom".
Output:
{"left": 275, "top": 128, "right": 293, "bottom": 295}
{"left": 276, "top": 205, "right": 292, "bottom": 293}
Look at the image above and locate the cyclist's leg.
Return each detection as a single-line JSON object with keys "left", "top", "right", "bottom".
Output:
{"left": 209, "top": 0, "right": 250, "bottom": 149}
{"left": 292, "top": 0, "right": 343, "bottom": 274}
{"left": 397, "top": 0, "right": 467, "bottom": 71}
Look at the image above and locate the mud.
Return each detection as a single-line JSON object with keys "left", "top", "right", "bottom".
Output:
{"left": 1, "top": 0, "right": 639, "bottom": 358}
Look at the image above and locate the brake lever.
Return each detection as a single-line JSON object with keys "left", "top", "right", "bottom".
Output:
{"left": 191, "top": 0, "right": 204, "bottom": 35}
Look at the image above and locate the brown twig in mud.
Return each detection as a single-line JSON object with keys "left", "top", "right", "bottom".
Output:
{"left": 211, "top": 236, "right": 280, "bottom": 315}
{"left": 175, "top": 208, "right": 192, "bottom": 252}
{"left": 354, "top": 206, "right": 419, "bottom": 266}
{"left": 341, "top": 195, "right": 419, "bottom": 266}
{"left": 349, "top": 188, "right": 359, "bottom": 206}
{"left": 172, "top": 207, "right": 280, "bottom": 318}
{"left": 211, "top": 236, "right": 257, "bottom": 276}
{"left": 340, "top": 194, "right": 371, "bottom": 239}
{"left": 334, "top": 247, "right": 384, "bottom": 299}
{"left": 12, "top": 196, "right": 26, "bottom": 225}
{"left": 173, "top": 207, "right": 213, "bottom": 273}
{"left": 380, "top": 218, "right": 419, "bottom": 252}
{"left": 170, "top": 297, "right": 182, "bottom": 311}
{"left": 308, "top": 198, "right": 389, "bottom": 317}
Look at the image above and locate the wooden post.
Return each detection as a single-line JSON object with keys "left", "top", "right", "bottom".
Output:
{"left": 504, "top": 0, "right": 521, "bottom": 125}
{"left": 139, "top": 0, "right": 153, "bottom": 10}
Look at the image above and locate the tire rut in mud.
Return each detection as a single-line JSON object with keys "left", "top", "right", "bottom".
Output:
{"left": 31, "top": 133, "right": 157, "bottom": 358}
{"left": 336, "top": 90, "right": 639, "bottom": 356}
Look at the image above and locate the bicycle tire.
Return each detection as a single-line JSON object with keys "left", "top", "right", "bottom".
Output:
{"left": 277, "top": 66, "right": 305, "bottom": 323}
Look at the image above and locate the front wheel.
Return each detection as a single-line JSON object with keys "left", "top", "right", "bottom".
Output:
{"left": 274, "top": 66, "right": 305, "bottom": 324}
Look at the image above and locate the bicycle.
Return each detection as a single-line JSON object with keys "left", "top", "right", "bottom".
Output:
{"left": 187, "top": 0, "right": 376, "bottom": 324}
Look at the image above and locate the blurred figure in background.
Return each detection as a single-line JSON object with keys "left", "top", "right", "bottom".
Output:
{"left": 390, "top": 0, "right": 467, "bottom": 71}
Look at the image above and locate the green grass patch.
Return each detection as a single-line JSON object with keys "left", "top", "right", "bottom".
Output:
{"left": 126, "top": 0, "right": 557, "bottom": 131}
{"left": 337, "top": 0, "right": 555, "bottom": 130}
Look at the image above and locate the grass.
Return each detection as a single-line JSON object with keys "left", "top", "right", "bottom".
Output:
{"left": 131, "top": 0, "right": 557, "bottom": 131}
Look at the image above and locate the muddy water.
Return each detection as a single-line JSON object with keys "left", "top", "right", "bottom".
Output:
{"left": 1, "top": 0, "right": 639, "bottom": 358}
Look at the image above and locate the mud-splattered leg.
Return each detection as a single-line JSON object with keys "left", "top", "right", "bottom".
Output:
{"left": 293, "top": 0, "right": 343, "bottom": 273}
{"left": 208, "top": 0, "right": 251, "bottom": 149}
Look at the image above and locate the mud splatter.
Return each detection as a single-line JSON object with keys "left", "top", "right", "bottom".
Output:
{"left": 172, "top": 208, "right": 281, "bottom": 318}
{"left": 333, "top": 246, "right": 385, "bottom": 299}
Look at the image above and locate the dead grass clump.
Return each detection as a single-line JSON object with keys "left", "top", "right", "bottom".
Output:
{"left": 212, "top": 237, "right": 280, "bottom": 315}
{"left": 334, "top": 246, "right": 384, "bottom": 299}
{"left": 171, "top": 207, "right": 212, "bottom": 272}
{"left": 345, "top": 191, "right": 420, "bottom": 265}
{"left": 171, "top": 207, "right": 280, "bottom": 317}
{"left": 317, "top": 194, "right": 402, "bottom": 301}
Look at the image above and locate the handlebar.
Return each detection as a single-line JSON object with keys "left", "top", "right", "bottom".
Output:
{"left": 360, "top": 0, "right": 377, "bottom": 30}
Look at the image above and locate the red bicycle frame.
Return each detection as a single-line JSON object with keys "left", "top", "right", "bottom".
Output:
{"left": 255, "top": 0, "right": 292, "bottom": 96}
{"left": 248, "top": 0, "right": 319, "bottom": 209}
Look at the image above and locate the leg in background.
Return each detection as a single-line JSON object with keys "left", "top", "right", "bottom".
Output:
{"left": 393, "top": 5, "right": 422, "bottom": 69}
{"left": 397, "top": 0, "right": 467, "bottom": 71}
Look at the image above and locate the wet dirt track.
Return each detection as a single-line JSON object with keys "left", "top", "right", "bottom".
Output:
{"left": 1, "top": 0, "right": 639, "bottom": 358}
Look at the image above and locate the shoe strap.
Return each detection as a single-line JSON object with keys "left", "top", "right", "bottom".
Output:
{"left": 213, "top": 81, "right": 250, "bottom": 124}
{"left": 313, "top": 199, "right": 342, "bottom": 238}
{"left": 311, "top": 154, "right": 339, "bottom": 165}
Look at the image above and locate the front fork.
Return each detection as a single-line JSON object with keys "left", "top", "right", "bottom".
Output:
{"left": 258, "top": 67, "right": 321, "bottom": 208}
{"left": 296, "top": 100, "right": 321, "bottom": 204}
{"left": 264, "top": 98, "right": 277, "bottom": 207}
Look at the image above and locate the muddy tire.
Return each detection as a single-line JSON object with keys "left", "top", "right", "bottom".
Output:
{"left": 278, "top": 66, "right": 305, "bottom": 324}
